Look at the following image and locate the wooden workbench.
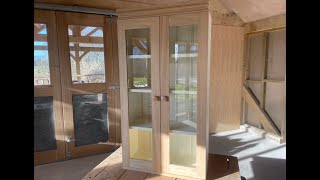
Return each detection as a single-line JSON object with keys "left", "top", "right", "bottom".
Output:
{"left": 83, "top": 147, "right": 241, "bottom": 180}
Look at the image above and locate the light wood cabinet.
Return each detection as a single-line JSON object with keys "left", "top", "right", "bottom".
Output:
{"left": 118, "top": 6, "right": 210, "bottom": 180}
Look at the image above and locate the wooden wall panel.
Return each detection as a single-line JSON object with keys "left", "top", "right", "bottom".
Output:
{"left": 267, "top": 30, "right": 286, "bottom": 80}
{"left": 265, "top": 83, "right": 284, "bottom": 130}
{"left": 248, "top": 33, "right": 265, "bottom": 80}
{"left": 246, "top": 102, "right": 260, "bottom": 128}
{"left": 209, "top": 25, "right": 244, "bottom": 133}
{"left": 245, "top": 82, "right": 261, "bottom": 127}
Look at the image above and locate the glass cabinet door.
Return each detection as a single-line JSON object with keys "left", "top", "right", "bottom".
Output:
{"left": 118, "top": 17, "right": 160, "bottom": 173}
{"left": 160, "top": 12, "right": 208, "bottom": 179}
{"left": 168, "top": 23, "right": 198, "bottom": 168}
{"left": 126, "top": 28, "right": 152, "bottom": 161}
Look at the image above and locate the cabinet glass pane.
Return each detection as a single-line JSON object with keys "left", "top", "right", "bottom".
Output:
{"left": 126, "top": 28, "right": 152, "bottom": 161}
{"left": 34, "top": 96, "right": 57, "bottom": 152}
{"left": 169, "top": 24, "right": 198, "bottom": 167}
{"left": 34, "top": 23, "right": 50, "bottom": 86}
{"left": 72, "top": 94, "right": 109, "bottom": 147}
{"left": 68, "top": 25, "right": 105, "bottom": 84}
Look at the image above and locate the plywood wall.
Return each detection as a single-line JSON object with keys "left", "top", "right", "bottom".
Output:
{"left": 209, "top": 25, "right": 244, "bottom": 133}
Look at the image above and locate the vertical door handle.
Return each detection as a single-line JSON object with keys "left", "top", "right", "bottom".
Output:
{"left": 161, "top": 96, "right": 169, "bottom": 101}
{"left": 152, "top": 96, "right": 160, "bottom": 101}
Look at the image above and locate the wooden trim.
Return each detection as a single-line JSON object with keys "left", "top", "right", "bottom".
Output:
{"left": 34, "top": 9, "right": 66, "bottom": 165}
{"left": 211, "top": 12, "right": 244, "bottom": 26}
{"left": 69, "top": 143, "right": 115, "bottom": 159}
{"left": 111, "top": 18, "right": 122, "bottom": 146}
{"left": 247, "top": 26, "right": 286, "bottom": 36}
{"left": 258, "top": 32, "right": 268, "bottom": 129}
{"left": 240, "top": 124, "right": 284, "bottom": 144}
{"left": 246, "top": 79, "right": 285, "bottom": 83}
{"left": 160, "top": 15, "right": 169, "bottom": 175}
{"left": 242, "top": 85, "right": 280, "bottom": 136}
{"left": 117, "top": 4, "right": 209, "bottom": 19}
{"left": 118, "top": 16, "right": 160, "bottom": 172}
{"left": 244, "top": 14, "right": 286, "bottom": 34}
{"left": 34, "top": 86, "right": 53, "bottom": 97}
{"left": 160, "top": 12, "right": 208, "bottom": 179}
{"left": 69, "top": 83, "right": 109, "bottom": 94}
{"left": 34, "top": 150, "right": 57, "bottom": 165}
{"left": 56, "top": 11, "right": 115, "bottom": 159}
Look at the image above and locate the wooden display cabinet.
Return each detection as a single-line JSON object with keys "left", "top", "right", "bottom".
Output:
{"left": 118, "top": 5, "right": 210, "bottom": 180}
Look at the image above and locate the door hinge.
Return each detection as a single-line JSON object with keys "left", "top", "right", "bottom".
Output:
{"left": 107, "top": 15, "right": 114, "bottom": 24}
{"left": 66, "top": 136, "right": 76, "bottom": 159}
{"left": 108, "top": 85, "right": 120, "bottom": 90}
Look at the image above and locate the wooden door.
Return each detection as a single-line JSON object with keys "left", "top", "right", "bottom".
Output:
{"left": 160, "top": 12, "right": 209, "bottom": 179}
{"left": 34, "top": 10, "right": 65, "bottom": 164}
{"left": 118, "top": 17, "right": 161, "bottom": 173}
{"left": 56, "top": 12, "right": 117, "bottom": 159}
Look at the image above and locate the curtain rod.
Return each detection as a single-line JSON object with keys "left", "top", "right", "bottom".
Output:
{"left": 34, "top": 3, "right": 117, "bottom": 16}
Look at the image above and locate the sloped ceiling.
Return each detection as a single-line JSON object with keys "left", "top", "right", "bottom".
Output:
{"left": 218, "top": 0, "right": 286, "bottom": 22}
{"left": 35, "top": 0, "right": 286, "bottom": 23}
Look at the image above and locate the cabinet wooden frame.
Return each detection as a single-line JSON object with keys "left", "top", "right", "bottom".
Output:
{"left": 160, "top": 12, "right": 210, "bottom": 179}
{"left": 118, "top": 10, "right": 210, "bottom": 179}
{"left": 56, "top": 11, "right": 117, "bottom": 158}
{"left": 118, "top": 17, "right": 161, "bottom": 173}
{"left": 34, "top": 9, "right": 65, "bottom": 165}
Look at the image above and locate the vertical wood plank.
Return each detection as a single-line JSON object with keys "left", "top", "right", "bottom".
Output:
{"left": 160, "top": 15, "right": 169, "bottom": 174}
{"left": 210, "top": 25, "right": 244, "bottom": 133}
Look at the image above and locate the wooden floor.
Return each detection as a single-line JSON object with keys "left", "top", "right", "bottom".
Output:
{"left": 83, "top": 147, "right": 241, "bottom": 180}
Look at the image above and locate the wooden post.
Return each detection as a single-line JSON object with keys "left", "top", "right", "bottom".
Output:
{"left": 73, "top": 26, "right": 82, "bottom": 81}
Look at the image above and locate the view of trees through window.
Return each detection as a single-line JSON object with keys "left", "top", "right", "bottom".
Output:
{"left": 34, "top": 23, "right": 50, "bottom": 85}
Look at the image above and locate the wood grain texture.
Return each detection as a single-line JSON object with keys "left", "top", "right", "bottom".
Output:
{"left": 35, "top": 0, "right": 207, "bottom": 10}
{"left": 83, "top": 147, "right": 123, "bottom": 179}
{"left": 117, "top": 17, "right": 160, "bottom": 173}
{"left": 267, "top": 30, "right": 286, "bottom": 80}
{"left": 246, "top": 82, "right": 261, "bottom": 128}
{"left": 159, "top": 12, "right": 209, "bottom": 179}
{"left": 244, "top": 14, "right": 286, "bottom": 34}
{"left": 34, "top": 9, "right": 66, "bottom": 165}
{"left": 111, "top": 18, "right": 122, "bottom": 146}
{"left": 247, "top": 33, "right": 265, "bottom": 80}
{"left": 265, "top": 83, "right": 284, "bottom": 131}
{"left": 220, "top": 0, "right": 286, "bottom": 23}
{"left": 242, "top": 85, "right": 280, "bottom": 135}
{"left": 117, "top": 4, "right": 208, "bottom": 20}
{"left": 84, "top": 147, "right": 241, "bottom": 179}
{"left": 56, "top": 11, "right": 116, "bottom": 159}
{"left": 211, "top": 12, "right": 244, "bottom": 26}
{"left": 209, "top": 25, "right": 244, "bottom": 133}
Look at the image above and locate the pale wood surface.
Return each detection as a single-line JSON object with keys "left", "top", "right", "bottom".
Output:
{"left": 159, "top": 12, "right": 209, "bottom": 179}
{"left": 209, "top": 25, "right": 244, "bottom": 133}
{"left": 219, "top": 0, "right": 285, "bottom": 23}
{"left": 242, "top": 85, "right": 280, "bottom": 135}
{"left": 84, "top": 147, "right": 240, "bottom": 180}
{"left": 117, "top": 16, "right": 160, "bottom": 172}
{"left": 117, "top": 4, "right": 208, "bottom": 19}
{"left": 246, "top": 82, "right": 261, "bottom": 128}
{"left": 267, "top": 30, "right": 286, "bottom": 80}
{"left": 244, "top": 14, "right": 286, "bottom": 34}
{"left": 242, "top": 28, "right": 285, "bottom": 140}
{"left": 265, "top": 83, "right": 285, "bottom": 130}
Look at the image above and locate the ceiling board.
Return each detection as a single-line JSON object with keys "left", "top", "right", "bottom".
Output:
{"left": 219, "top": 0, "right": 286, "bottom": 22}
